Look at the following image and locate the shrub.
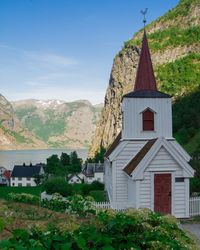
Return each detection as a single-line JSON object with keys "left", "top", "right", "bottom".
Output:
{"left": 0, "top": 209, "right": 196, "bottom": 249}
{"left": 81, "top": 182, "right": 104, "bottom": 196}
{"left": 8, "top": 193, "right": 39, "bottom": 205}
{"left": 190, "top": 178, "right": 200, "bottom": 194}
{"left": 90, "top": 181, "right": 104, "bottom": 191}
{"left": 41, "top": 194, "right": 95, "bottom": 217}
{"left": 66, "top": 195, "right": 95, "bottom": 217}
{"left": 42, "top": 177, "right": 72, "bottom": 197}
{"left": 41, "top": 193, "right": 68, "bottom": 212}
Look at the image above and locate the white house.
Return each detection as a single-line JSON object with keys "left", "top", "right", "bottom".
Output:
{"left": 11, "top": 163, "right": 45, "bottom": 187}
{"left": 83, "top": 163, "right": 104, "bottom": 184}
{"left": 68, "top": 173, "right": 84, "bottom": 184}
{"left": 104, "top": 30, "right": 194, "bottom": 218}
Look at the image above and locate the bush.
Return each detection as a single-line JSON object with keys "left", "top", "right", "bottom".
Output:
{"left": 42, "top": 177, "right": 72, "bottom": 197}
{"left": 41, "top": 194, "right": 95, "bottom": 217}
{"left": 81, "top": 181, "right": 104, "bottom": 196}
{"left": 89, "top": 190, "right": 105, "bottom": 202}
{"left": 90, "top": 181, "right": 104, "bottom": 191}
{"left": 41, "top": 193, "right": 68, "bottom": 212}
{"left": 8, "top": 193, "right": 39, "bottom": 205}
{"left": 190, "top": 178, "right": 200, "bottom": 194}
{"left": 0, "top": 209, "right": 196, "bottom": 249}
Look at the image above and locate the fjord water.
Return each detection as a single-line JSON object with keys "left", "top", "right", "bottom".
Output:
{"left": 0, "top": 149, "right": 88, "bottom": 170}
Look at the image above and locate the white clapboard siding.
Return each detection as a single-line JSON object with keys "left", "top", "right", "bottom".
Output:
{"left": 104, "top": 159, "right": 113, "bottom": 201}
{"left": 113, "top": 141, "right": 146, "bottom": 202}
{"left": 138, "top": 146, "right": 185, "bottom": 216}
{"left": 139, "top": 172, "right": 151, "bottom": 209}
{"left": 122, "top": 98, "right": 172, "bottom": 140}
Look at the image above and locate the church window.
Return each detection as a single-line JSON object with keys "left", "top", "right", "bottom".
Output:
{"left": 142, "top": 109, "right": 154, "bottom": 131}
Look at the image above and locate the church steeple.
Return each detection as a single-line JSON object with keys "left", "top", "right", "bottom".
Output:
{"left": 134, "top": 30, "right": 157, "bottom": 91}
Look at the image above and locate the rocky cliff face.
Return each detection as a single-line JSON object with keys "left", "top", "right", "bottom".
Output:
{"left": 89, "top": 0, "right": 200, "bottom": 156}
{"left": 12, "top": 99, "right": 103, "bottom": 149}
{"left": 0, "top": 94, "right": 46, "bottom": 150}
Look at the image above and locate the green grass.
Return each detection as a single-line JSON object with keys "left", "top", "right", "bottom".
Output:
{"left": 156, "top": 53, "right": 200, "bottom": 96}
{"left": 124, "top": 26, "right": 200, "bottom": 52}
{"left": 0, "top": 186, "right": 42, "bottom": 200}
{"left": 89, "top": 190, "right": 106, "bottom": 202}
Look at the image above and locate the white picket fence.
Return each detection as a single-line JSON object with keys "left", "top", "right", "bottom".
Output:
{"left": 41, "top": 192, "right": 200, "bottom": 217}
{"left": 189, "top": 197, "right": 200, "bottom": 217}
{"left": 92, "top": 202, "right": 135, "bottom": 212}
{"left": 93, "top": 198, "right": 200, "bottom": 217}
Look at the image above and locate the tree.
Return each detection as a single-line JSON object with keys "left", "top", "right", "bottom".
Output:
{"left": 34, "top": 174, "right": 44, "bottom": 185}
{"left": 60, "top": 153, "right": 70, "bottom": 166}
{"left": 68, "top": 151, "right": 82, "bottom": 173}
{"left": 86, "top": 146, "right": 106, "bottom": 164}
{"left": 46, "top": 154, "right": 63, "bottom": 176}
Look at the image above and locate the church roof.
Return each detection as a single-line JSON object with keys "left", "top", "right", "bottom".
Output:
{"left": 123, "top": 139, "right": 157, "bottom": 176}
{"left": 134, "top": 30, "right": 157, "bottom": 91}
{"left": 123, "top": 30, "right": 170, "bottom": 99}
{"left": 123, "top": 90, "right": 171, "bottom": 98}
{"left": 105, "top": 131, "right": 122, "bottom": 158}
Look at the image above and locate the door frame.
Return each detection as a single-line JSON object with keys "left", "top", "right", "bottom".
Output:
{"left": 150, "top": 172, "right": 175, "bottom": 215}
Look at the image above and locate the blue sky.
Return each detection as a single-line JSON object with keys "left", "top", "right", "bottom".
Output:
{"left": 0, "top": 0, "right": 179, "bottom": 104}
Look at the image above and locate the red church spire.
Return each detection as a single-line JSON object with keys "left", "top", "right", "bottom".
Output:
{"left": 134, "top": 30, "right": 157, "bottom": 91}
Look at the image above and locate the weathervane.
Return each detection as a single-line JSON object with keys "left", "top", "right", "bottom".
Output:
{"left": 141, "top": 8, "right": 148, "bottom": 28}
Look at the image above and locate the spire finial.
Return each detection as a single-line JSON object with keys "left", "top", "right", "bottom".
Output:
{"left": 141, "top": 8, "right": 148, "bottom": 28}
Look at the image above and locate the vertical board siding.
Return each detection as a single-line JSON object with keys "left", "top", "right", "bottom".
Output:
{"left": 123, "top": 98, "right": 172, "bottom": 139}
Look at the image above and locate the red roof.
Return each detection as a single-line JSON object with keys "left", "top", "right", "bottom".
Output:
{"left": 3, "top": 170, "right": 11, "bottom": 179}
{"left": 134, "top": 30, "right": 157, "bottom": 91}
{"left": 105, "top": 131, "right": 122, "bottom": 158}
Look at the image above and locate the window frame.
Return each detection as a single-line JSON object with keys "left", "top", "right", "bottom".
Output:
{"left": 141, "top": 108, "right": 155, "bottom": 132}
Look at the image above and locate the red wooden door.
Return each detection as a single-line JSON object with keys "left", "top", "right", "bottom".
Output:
{"left": 154, "top": 174, "right": 172, "bottom": 214}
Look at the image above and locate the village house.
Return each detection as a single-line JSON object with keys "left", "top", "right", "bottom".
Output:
{"left": 83, "top": 163, "right": 104, "bottom": 184}
{"left": 11, "top": 163, "right": 44, "bottom": 187}
{"left": 104, "top": 30, "right": 194, "bottom": 218}
{"left": 67, "top": 172, "right": 85, "bottom": 184}
{"left": 0, "top": 166, "right": 11, "bottom": 186}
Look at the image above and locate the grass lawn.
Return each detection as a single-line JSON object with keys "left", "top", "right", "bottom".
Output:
{"left": 0, "top": 186, "right": 42, "bottom": 200}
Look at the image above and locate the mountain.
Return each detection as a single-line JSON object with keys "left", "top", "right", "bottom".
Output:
{"left": 12, "top": 99, "right": 103, "bottom": 149}
{"left": 0, "top": 94, "right": 46, "bottom": 150}
{"left": 89, "top": 0, "right": 200, "bottom": 156}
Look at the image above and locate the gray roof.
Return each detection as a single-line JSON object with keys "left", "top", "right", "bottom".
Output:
{"left": 123, "top": 90, "right": 171, "bottom": 99}
{"left": 11, "top": 164, "right": 43, "bottom": 178}
{"left": 83, "top": 163, "right": 104, "bottom": 177}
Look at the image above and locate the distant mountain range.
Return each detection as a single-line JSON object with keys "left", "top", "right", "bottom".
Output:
{"left": 0, "top": 94, "right": 102, "bottom": 150}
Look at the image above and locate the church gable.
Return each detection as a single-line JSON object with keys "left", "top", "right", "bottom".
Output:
{"left": 124, "top": 138, "right": 194, "bottom": 179}
{"left": 147, "top": 146, "right": 183, "bottom": 174}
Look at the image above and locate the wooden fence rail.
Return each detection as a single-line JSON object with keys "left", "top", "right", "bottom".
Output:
{"left": 190, "top": 197, "right": 200, "bottom": 217}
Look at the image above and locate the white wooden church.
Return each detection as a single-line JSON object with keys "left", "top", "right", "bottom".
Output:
{"left": 104, "top": 30, "right": 194, "bottom": 218}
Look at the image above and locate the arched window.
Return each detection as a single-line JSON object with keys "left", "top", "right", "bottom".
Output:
{"left": 142, "top": 109, "right": 154, "bottom": 131}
